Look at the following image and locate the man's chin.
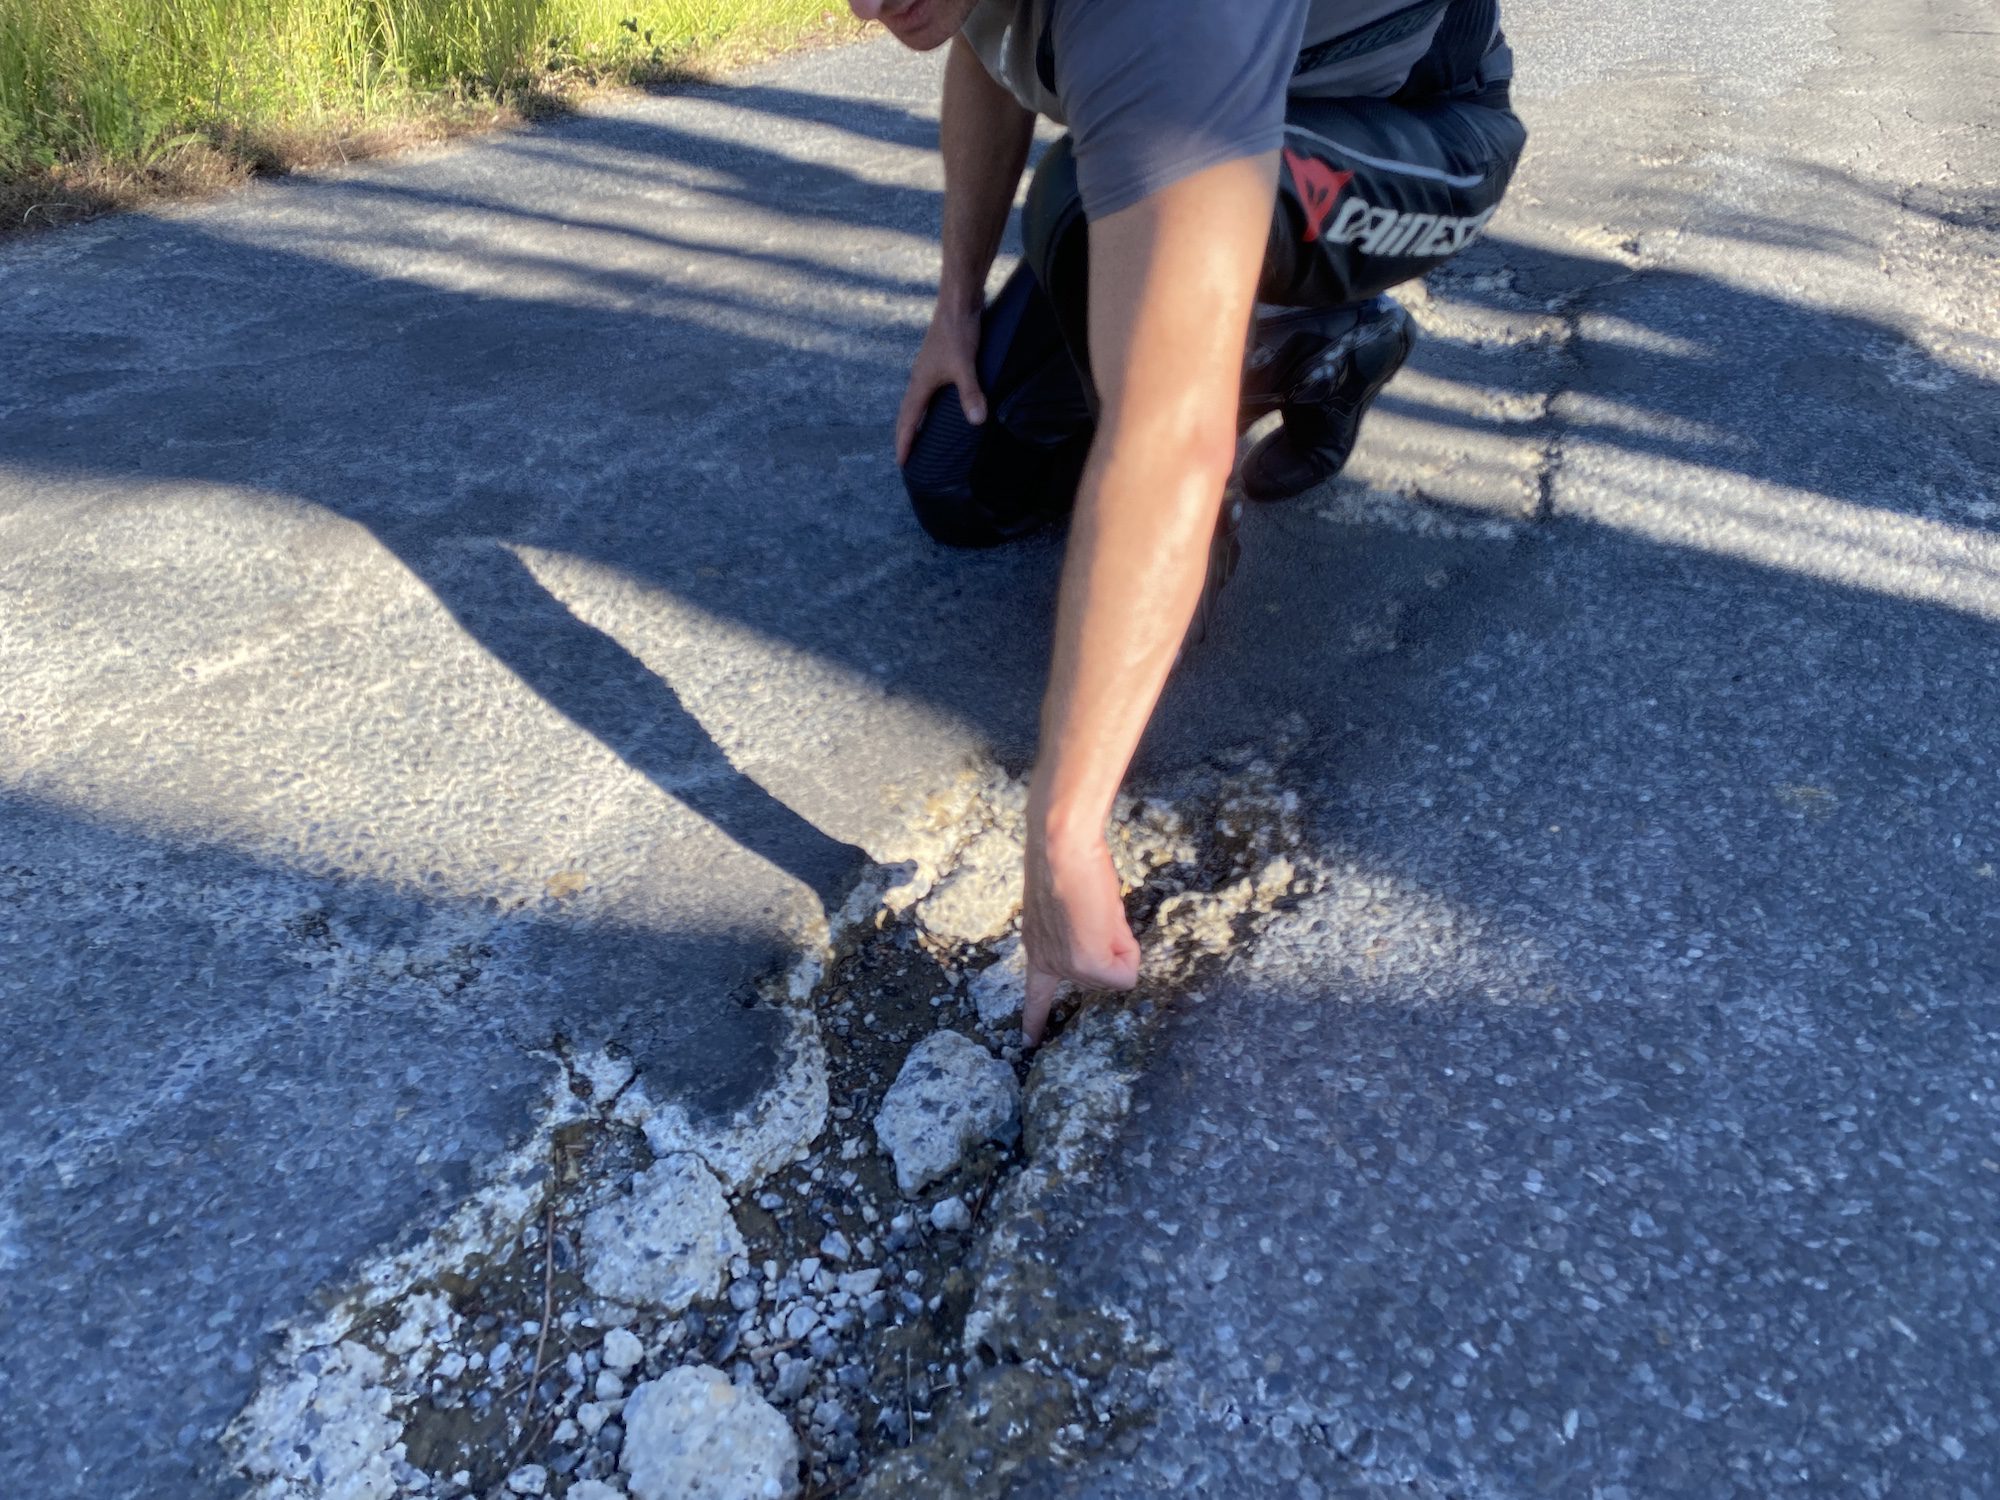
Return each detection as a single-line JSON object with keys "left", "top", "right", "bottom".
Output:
{"left": 883, "top": 0, "right": 959, "bottom": 50}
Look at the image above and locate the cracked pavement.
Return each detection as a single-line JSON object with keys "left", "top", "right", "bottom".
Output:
{"left": 2, "top": 0, "right": 1997, "bottom": 1493}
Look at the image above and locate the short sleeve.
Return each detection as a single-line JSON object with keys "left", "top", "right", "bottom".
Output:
{"left": 1052, "top": 0, "right": 1307, "bottom": 220}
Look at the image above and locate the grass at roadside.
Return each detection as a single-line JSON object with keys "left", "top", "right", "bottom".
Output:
{"left": 0, "top": 0, "right": 858, "bottom": 232}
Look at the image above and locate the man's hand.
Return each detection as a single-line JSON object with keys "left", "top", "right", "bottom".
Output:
{"left": 895, "top": 35, "right": 1033, "bottom": 465}
{"left": 895, "top": 303, "right": 985, "bottom": 466}
{"left": 1021, "top": 826, "right": 1140, "bottom": 1045}
{"left": 1018, "top": 151, "right": 1278, "bottom": 1044}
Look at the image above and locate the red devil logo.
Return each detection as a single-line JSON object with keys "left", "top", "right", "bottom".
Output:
{"left": 1283, "top": 148, "right": 1354, "bottom": 244}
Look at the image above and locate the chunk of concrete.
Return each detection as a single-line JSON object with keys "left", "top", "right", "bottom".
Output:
{"left": 916, "top": 825, "right": 1022, "bottom": 946}
{"left": 620, "top": 1365, "right": 800, "bottom": 1500}
{"left": 874, "top": 1031, "right": 1020, "bottom": 1195}
{"left": 582, "top": 1156, "right": 744, "bottom": 1312}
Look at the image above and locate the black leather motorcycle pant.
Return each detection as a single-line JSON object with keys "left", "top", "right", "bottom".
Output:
{"left": 903, "top": 43, "right": 1526, "bottom": 546}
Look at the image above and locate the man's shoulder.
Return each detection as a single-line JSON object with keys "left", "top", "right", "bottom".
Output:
{"left": 1045, "top": 0, "right": 1306, "bottom": 220}
{"left": 961, "top": 0, "right": 1061, "bottom": 121}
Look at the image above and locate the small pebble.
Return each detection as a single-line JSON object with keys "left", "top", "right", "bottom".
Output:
{"left": 773, "top": 1355, "right": 814, "bottom": 1404}
{"left": 601, "top": 1328, "right": 644, "bottom": 1372}
{"left": 838, "top": 1268, "right": 882, "bottom": 1298}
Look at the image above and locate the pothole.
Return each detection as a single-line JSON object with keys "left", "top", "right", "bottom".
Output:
{"left": 225, "top": 763, "right": 1313, "bottom": 1499}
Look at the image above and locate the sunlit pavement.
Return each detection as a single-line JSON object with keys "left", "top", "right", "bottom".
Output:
{"left": 2, "top": 0, "right": 1996, "bottom": 1492}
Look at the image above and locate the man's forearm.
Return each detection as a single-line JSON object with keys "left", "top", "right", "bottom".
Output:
{"left": 1032, "top": 446, "right": 1234, "bottom": 845}
{"left": 1028, "top": 156, "right": 1278, "bottom": 847}
{"left": 937, "top": 35, "right": 1035, "bottom": 315}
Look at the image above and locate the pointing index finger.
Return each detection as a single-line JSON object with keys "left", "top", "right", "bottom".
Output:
{"left": 1022, "top": 964, "right": 1061, "bottom": 1048}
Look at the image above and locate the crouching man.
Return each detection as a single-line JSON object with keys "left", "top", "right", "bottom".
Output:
{"left": 852, "top": 0, "right": 1525, "bottom": 1042}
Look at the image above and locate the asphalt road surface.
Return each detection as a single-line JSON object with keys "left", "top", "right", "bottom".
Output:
{"left": 1, "top": 0, "right": 1994, "bottom": 1493}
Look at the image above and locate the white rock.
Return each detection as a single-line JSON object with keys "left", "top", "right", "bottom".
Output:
{"left": 577, "top": 1402, "right": 611, "bottom": 1437}
{"left": 967, "top": 937, "right": 1027, "bottom": 1028}
{"left": 818, "top": 1230, "right": 851, "bottom": 1263}
{"left": 582, "top": 1155, "right": 745, "bottom": 1312}
{"left": 917, "top": 825, "right": 1023, "bottom": 946}
{"left": 567, "top": 1483, "right": 629, "bottom": 1500}
{"left": 875, "top": 1031, "right": 1021, "bottom": 1195}
{"left": 596, "top": 1370, "right": 627, "bottom": 1401}
{"left": 620, "top": 1366, "right": 800, "bottom": 1500}
{"left": 601, "top": 1328, "right": 645, "bottom": 1373}
{"left": 783, "top": 1303, "right": 818, "bottom": 1341}
{"left": 930, "top": 1196, "right": 973, "bottom": 1234}
{"left": 836, "top": 1268, "right": 882, "bottom": 1298}
{"left": 615, "top": 1014, "right": 827, "bottom": 1191}
{"left": 507, "top": 1465, "right": 549, "bottom": 1495}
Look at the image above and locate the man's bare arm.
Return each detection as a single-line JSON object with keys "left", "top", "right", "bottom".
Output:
{"left": 1021, "top": 152, "right": 1279, "bottom": 1043}
{"left": 895, "top": 36, "right": 1036, "bottom": 463}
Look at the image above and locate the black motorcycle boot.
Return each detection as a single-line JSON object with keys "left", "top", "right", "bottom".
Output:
{"left": 1238, "top": 295, "right": 1416, "bottom": 503}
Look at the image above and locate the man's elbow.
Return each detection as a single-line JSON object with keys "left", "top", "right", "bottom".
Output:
{"left": 1101, "top": 409, "right": 1238, "bottom": 500}
{"left": 1184, "top": 416, "right": 1243, "bottom": 491}
{"left": 1104, "top": 396, "right": 1240, "bottom": 484}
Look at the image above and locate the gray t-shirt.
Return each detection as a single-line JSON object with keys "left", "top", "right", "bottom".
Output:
{"left": 962, "top": 0, "right": 1465, "bottom": 219}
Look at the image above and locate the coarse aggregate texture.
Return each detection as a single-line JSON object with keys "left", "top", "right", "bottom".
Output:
{"left": 619, "top": 1366, "right": 798, "bottom": 1500}
{"left": 914, "top": 823, "right": 1026, "bottom": 947}
{"left": 0, "top": 0, "right": 1995, "bottom": 1494}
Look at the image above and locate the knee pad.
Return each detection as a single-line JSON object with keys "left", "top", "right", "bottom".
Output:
{"left": 902, "top": 259, "right": 1093, "bottom": 549}
{"left": 1021, "top": 136, "right": 1091, "bottom": 381}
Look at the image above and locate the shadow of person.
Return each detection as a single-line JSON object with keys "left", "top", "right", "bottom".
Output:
{"left": 400, "top": 530, "right": 870, "bottom": 910}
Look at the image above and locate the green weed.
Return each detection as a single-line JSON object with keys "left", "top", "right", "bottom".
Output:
{"left": 0, "top": 0, "right": 850, "bottom": 226}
